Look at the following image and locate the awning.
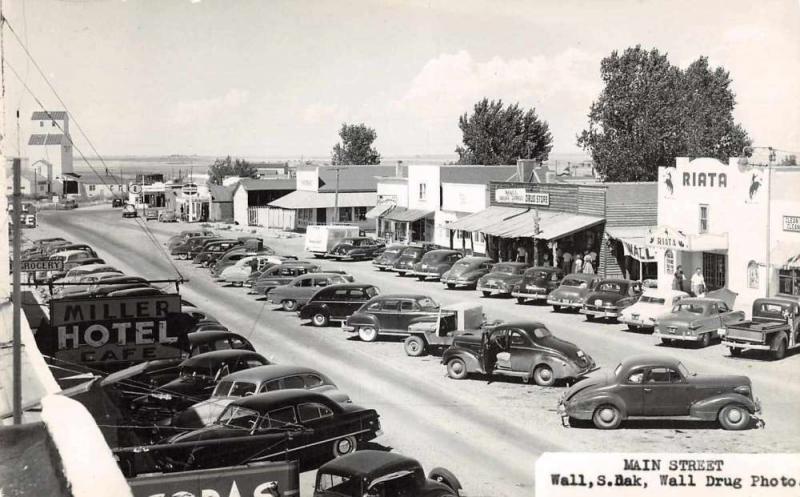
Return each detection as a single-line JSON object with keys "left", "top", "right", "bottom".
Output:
{"left": 381, "top": 207, "right": 434, "bottom": 223}
{"left": 605, "top": 226, "right": 658, "bottom": 262}
{"left": 447, "top": 206, "right": 603, "bottom": 240}
{"left": 646, "top": 225, "right": 728, "bottom": 252}
{"left": 365, "top": 201, "right": 395, "bottom": 219}
{"left": 269, "top": 190, "right": 376, "bottom": 209}
{"left": 771, "top": 241, "right": 800, "bottom": 269}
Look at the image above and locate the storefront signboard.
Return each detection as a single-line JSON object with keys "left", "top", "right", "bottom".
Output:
{"left": 783, "top": 216, "right": 800, "bottom": 233}
{"left": 647, "top": 225, "right": 689, "bottom": 250}
{"left": 495, "top": 188, "right": 550, "bottom": 206}
{"left": 621, "top": 240, "right": 656, "bottom": 262}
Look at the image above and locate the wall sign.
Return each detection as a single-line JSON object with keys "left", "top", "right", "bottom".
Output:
{"left": 647, "top": 225, "right": 689, "bottom": 250}
{"left": 621, "top": 240, "right": 656, "bottom": 262}
{"left": 783, "top": 216, "right": 800, "bottom": 233}
{"left": 682, "top": 171, "right": 727, "bottom": 188}
{"left": 495, "top": 188, "right": 550, "bottom": 206}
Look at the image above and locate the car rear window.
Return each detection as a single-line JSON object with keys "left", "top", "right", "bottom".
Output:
{"left": 403, "top": 248, "right": 423, "bottom": 257}
{"left": 639, "top": 296, "right": 666, "bottom": 304}
{"left": 597, "top": 282, "right": 623, "bottom": 293}
{"left": 673, "top": 303, "right": 705, "bottom": 314}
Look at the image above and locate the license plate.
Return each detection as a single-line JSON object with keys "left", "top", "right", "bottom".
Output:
{"left": 527, "top": 285, "right": 542, "bottom": 290}
{"left": 668, "top": 327, "right": 677, "bottom": 334}
{"left": 632, "top": 314, "right": 639, "bottom": 320}
{"left": 594, "top": 299, "right": 602, "bottom": 306}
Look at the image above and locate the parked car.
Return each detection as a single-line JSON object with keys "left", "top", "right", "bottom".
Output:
{"left": 193, "top": 239, "right": 241, "bottom": 266}
{"left": 410, "top": 249, "right": 463, "bottom": 281}
{"left": 112, "top": 198, "right": 125, "bottom": 208}
{"left": 404, "top": 302, "right": 488, "bottom": 357}
{"left": 167, "top": 230, "right": 217, "bottom": 251}
{"left": 441, "top": 321, "right": 595, "bottom": 386}
{"left": 57, "top": 274, "right": 149, "bottom": 298}
{"left": 154, "top": 390, "right": 382, "bottom": 472}
{"left": 440, "top": 256, "right": 494, "bottom": 289}
{"left": 173, "top": 364, "right": 351, "bottom": 428}
{"left": 53, "top": 263, "right": 122, "bottom": 285}
{"left": 653, "top": 298, "right": 745, "bottom": 348}
{"left": 580, "top": 279, "right": 643, "bottom": 322}
{"left": 298, "top": 283, "right": 381, "bottom": 327}
{"left": 253, "top": 262, "right": 320, "bottom": 296}
{"left": 721, "top": 297, "right": 800, "bottom": 360}
{"left": 314, "top": 450, "right": 461, "bottom": 497}
{"left": 391, "top": 245, "right": 439, "bottom": 276}
{"left": 372, "top": 244, "right": 407, "bottom": 271}
{"left": 326, "top": 237, "right": 386, "bottom": 261}
{"left": 211, "top": 249, "right": 273, "bottom": 278}
{"left": 511, "top": 266, "right": 565, "bottom": 304}
{"left": 219, "top": 254, "right": 295, "bottom": 285}
{"left": 36, "top": 249, "right": 94, "bottom": 282}
{"left": 558, "top": 355, "right": 761, "bottom": 430}
{"left": 122, "top": 204, "right": 137, "bottom": 218}
{"left": 172, "top": 236, "right": 220, "bottom": 260}
{"left": 476, "top": 262, "right": 529, "bottom": 297}
{"left": 158, "top": 210, "right": 178, "bottom": 222}
{"left": 547, "top": 273, "right": 602, "bottom": 312}
{"left": 267, "top": 273, "right": 354, "bottom": 311}
{"left": 619, "top": 289, "right": 689, "bottom": 332}
{"left": 343, "top": 294, "right": 442, "bottom": 342}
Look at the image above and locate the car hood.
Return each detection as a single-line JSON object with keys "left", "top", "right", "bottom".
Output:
{"left": 584, "top": 291, "right": 625, "bottom": 304}
{"left": 480, "top": 273, "right": 522, "bottom": 283}
{"left": 521, "top": 275, "right": 552, "bottom": 286}
{"left": 447, "top": 264, "right": 480, "bottom": 277}
{"left": 623, "top": 302, "right": 664, "bottom": 315}
{"left": 563, "top": 370, "right": 614, "bottom": 401}
{"left": 374, "top": 252, "right": 401, "bottom": 264}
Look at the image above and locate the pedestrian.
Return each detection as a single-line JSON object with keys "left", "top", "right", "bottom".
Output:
{"left": 582, "top": 255, "right": 594, "bottom": 274}
{"left": 542, "top": 252, "right": 552, "bottom": 267}
{"left": 691, "top": 267, "right": 706, "bottom": 297}
{"left": 672, "top": 266, "right": 686, "bottom": 292}
{"left": 562, "top": 251, "right": 573, "bottom": 274}
{"left": 516, "top": 244, "right": 528, "bottom": 263}
{"left": 573, "top": 254, "right": 583, "bottom": 273}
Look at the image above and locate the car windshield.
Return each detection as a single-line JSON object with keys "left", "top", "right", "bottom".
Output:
{"left": 417, "top": 297, "right": 439, "bottom": 311}
{"left": 315, "top": 473, "right": 357, "bottom": 494}
{"left": 597, "top": 282, "right": 623, "bottom": 293}
{"left": 212, "top": 380, "right": 234, "bottom": 397}
{"left": 639, "top": 296, "right": 666, "bottom": 304}
{"left": 229, "top": 382, "right": 257, "bottom": 397}
{"left": 532, "top": 327, "right": 552, "bottom": 339}
{"left": 677, "top": 362, "right": 691, "bottom": 377}
{"left": 493, "top": 265, "right": 516, "bottom": 274}
{"left": 452, "top": 260, "right": 472, "bottom": 269}
{"left": 673, "top": 303, "right": 705, "bottom": 314}
{"left": 527, "top": 270, "right": 550, "bottom": 279}
{"left": 561, "top": 278, "right": 587, "bottom": 288}
{"left": 402, "top": 248, "right": 423, "bottom": 257}
{"left": 216, "top": 405, "right": 261, "bottom": 430}
{"left": 179, "top": 365, "right": 211, "bottom": 378}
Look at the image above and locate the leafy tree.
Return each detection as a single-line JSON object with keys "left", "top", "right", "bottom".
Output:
{"left": 331, "top": 123, "right": 381, "bottom": 165}
{"left": 577, "top": 46, "right": 752, "bottom": 182}
{"left": 455, "top": 98, "right": 552, "bottom": 165}
{"left": 207, "top": 156, "right": 257, "bottom": 185}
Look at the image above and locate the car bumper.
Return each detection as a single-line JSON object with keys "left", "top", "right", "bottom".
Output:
{"left": 546, "top": 298, "right": 583, "bottom": 309}
{"left": 580, "top": 308, "right": 621, "bottom": 318}
{"left": 341, "top": 323, "right": 356, "bottom": 332}
{"left": 391, "top": 266, "right": 414, "bottom": 272}
{"left": 619, "top": 316, "right": 656, "bottom": 328}
{"left": 327, "top": 254, "right": 356, "bottom": 260}
{"left": 411, "top": 271, "right": 442, "bottom": 278}
{"left": 511, "top": 290, "right": 549, "bottom": 300}
{"left": 477, "top": 285, "right": 511, "bottom": 295}
{"left": 441, "top": 277, "right": 475, "bottom": 286}
{"left": 653, "top": 330, "right": 701, "bottom": 341}
{"left": 721, "top": 339, "right": 771, "bottom": 350}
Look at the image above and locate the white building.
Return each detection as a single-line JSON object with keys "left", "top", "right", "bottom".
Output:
{"left": 27, "top": 111, "right": 75, "bottom": 193}
{"left": 651, "top": 157, "right": 800, "bottom": 312}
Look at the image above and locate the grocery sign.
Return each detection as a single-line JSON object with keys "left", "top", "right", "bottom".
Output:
{"left": 20, "top": 259, "right": 64, "bottom": 272}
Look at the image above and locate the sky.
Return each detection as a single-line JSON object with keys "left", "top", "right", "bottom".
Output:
{"left": 1, "top": 0, "right": 799, "bottom": 160}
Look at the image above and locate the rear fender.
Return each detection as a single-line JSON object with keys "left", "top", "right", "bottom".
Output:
{"left": 442, "top": 349, "right": 481, "bottom": 373}
{"left": 349, "top": 314, "right": 380, "bottom": 328}
{"left": 428, "top": 467, "right": 462, "bottom": 493}
{"left": 690, "top": 393, "right": 757, "bottom": 420}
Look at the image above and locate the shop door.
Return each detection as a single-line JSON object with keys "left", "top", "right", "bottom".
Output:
{"left": 702, "top": 252, "right": 726, "bottom": 291}
{"left": 317, "top": 208, "right": 327, "bottom": 225}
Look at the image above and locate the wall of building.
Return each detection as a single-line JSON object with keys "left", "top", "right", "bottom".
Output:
{"left": 233, "top": 185, "right": 249, "bottom": 226}
{"left": 376, "top": 180, "right": 408, "bottom": 208}
{"left": 768, "top": 167, "right": 800, "bottom": 296}
{"left": 296, "top": 168, "right": 319, "bottom": 192}
{"left": 407, "top": 165, "right": 441, "bottom": 211}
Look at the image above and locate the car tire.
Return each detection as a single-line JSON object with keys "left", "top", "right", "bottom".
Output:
{"left": 627, "top": 324, "right": 639, "bottom": 332}
{"left": 397, "top": 271, "right": 406, "bottom": 276}
{"left": 532, "top": 365, "right": 556, "bottom": 387}
{"left": 312, "top": 313, "right": 329, "bottom": 327}
{"left": 729, "top": 346, "right": 742, "bottom": 357}
{"left": 772, "top": 336, "right": 787, "bottom": 360}
{"left": 417, "top": 275, "right": 426, "bottom": 281}
{"left": 358, "top": 326, "right": 378, "bottom": 342}
{"left": 718, "top": 404, "right": 751, "bottom": 431}
{"left": 586, "top": 314, "right": 596, "bottom": 322}
{"left": 592, "top": 405, "right": 622, "bottom": 430}
{"left": 446, "top": 358, "right": 468, "bottom": 380}
{"left": 699, "top": 332, "right": 711, "bottom": 348}
{"left": 332, "top": 436, "right": 357, "bottom": 458}
{"left": 446, "top": 283, "right": 455, "bottom": 289}
{"left": 661, "top": 338, "right": 674, "bottom": 345}
{"left": 282, "top": 300, "right": 298, "bottom": 312}
{"left": 516, "top": 297, "right": 526, "bottom": 305}
{"left": 552, "top": 305, "right": 562, "bottom": 312}
{"left": 404, "top": 336, "right": 426, "bottom": 357}
{"left": 482, "top": 291, "right": 490, "bottom": 297}
{"left": 378, "top": 267, "right": 386, "bottom": 271}
{"left": 177, "top": 253, "right": 188, "bottom": 260}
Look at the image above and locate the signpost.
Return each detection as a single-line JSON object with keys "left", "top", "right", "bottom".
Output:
{"left": 20, "top": 259, "right": 64, "bottom": 273}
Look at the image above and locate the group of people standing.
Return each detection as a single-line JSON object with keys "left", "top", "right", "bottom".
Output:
{"left": 557, "top": 249, "right": 598, "bottom": 275}
{"left": 672, "top": 265, "right": 707, "bottom": 297}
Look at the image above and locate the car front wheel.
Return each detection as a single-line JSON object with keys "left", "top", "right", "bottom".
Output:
{"left": 729, "top": 346, "right": 742, "bottom": 357}
{"left": 358, "top": 326, "right": 378, "bottom": 342}
{"left": 482, "top": 291, "right": 490, "bottom": 297}
{"left": 772, "top": 336, "right": 787, "bottom": 360}
{"left": 312, "top": 313, "right": 329, "bottom": 327}
{"left": 282, "top": 300, "right": 297, "bottom": 312}
{"left": 516, "top": 297, "right": 526, "bottom": 305}
{"left": 532, "top": 365, "right": 556, "bottom": 387}
{"left": 552, "top": 305, "right": 562, "bottom": 312}
{"left": 718, "top": 404, "right": 751, "bottom": 430}
{"left": 446, "top": 283, "right": 455, "bottom": 289}
{"left": 332, "top": 436, "right": 357, "bottom": 458}
{"left": 404, "top": 336, "right": 426, "bottom": 356}
{"left": 592, "top": 405, "right": 622, "bottom": 429}
{"left": 446, "top": 358, "right": 468, "bottom": 380}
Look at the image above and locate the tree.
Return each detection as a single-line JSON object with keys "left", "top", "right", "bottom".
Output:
{"left": 455, "top": 98, "right": 552, "bottom": 165}
{"left": 578, "top": 47, "right": 751, "bottom": 182}
{"left": 207, "top": 156, "right": 257, "bottom": 185}
{"left": 331, "top": 123, "right": 381, "bottom": 165}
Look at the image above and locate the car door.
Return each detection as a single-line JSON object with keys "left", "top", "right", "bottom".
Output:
{"left": 296, "top": 401, "right": 338, "bottom": 458}
{"left": 396, "top": 299, "right": 422, "bottom": 332}
{"left": 617, "top": 368, "right": 646, "bottom": 416}
{"left": 508, "top": 328, "right": 536, "bottom": 373}
{"left": 344, "top": 288, "right": 369, "bottom": 319}
{"left": 374, "top": 299, "right": 399, "bottom": 331}
{"left": 327, "top": 288, "right": 351, "bottom": 319}
{"left": 291, "top": 276, "right": 314, "bottom": 301}
{"left": 643, "top": 367, "right": 691, "bottom": 416}
{"left": 699, "top": 303, "right": 720, "bottom": 332}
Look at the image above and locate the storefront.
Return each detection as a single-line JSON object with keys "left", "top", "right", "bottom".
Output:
{"left": 652, "top": 157, "right": 800, "bottom": 311}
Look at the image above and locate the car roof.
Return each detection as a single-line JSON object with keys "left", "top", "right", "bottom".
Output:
{"left": 187, "top": 330, "right": 249, "bottom": 345}
{"left": 222, "top": 364, "right": 326, "bottom": 383}
{"left": 181, "top": 349, "right": 266, "bottom": 367}
{"left": 319, "top": 450, "right": 418, "bottom": 479}
{"left": 492, "top": 262, "right": 528, "bottom": 268}
{"left": 618, "top": 355, "right": 682, "bottom": 372}
{"left": 597, "top": 278, "right": 633, "bottom": 285}
{"left": 496, "top": 321, "right": 548, "bottom": 331}
{"left": 372, "top": 294, "right": 430, "bottom": 300}
{"left": 677, "top": 297, "right": 722, "bottom": 305}
{"left": 424, "top": 249, "right": 460, "bottom": 255}
{"left": 317, "top": 283, "right": 373, "bottom": 290}
{"left": 562, "top": 273, "right": 599, "bottom": 280}
{"left": 231, "top": 390, "right": 336, "bottom": 412}
{"left": 456, "top": 256, "right": 493, "bottom": 263}
{"left": 50, "top": 249, "right": 90, "bottom": 258}
{"left": 68, "top": 263, "right": 117, "bottom": 273}
{"left": 525, "top": 266, "right": 559, "bottom": 272}
{"left": 642, "top": 289, "right": 688, "bottom": 298}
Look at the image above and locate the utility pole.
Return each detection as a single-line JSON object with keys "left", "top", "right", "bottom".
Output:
{"left": 12, "top": 157, "right": 21, "bottom": 424}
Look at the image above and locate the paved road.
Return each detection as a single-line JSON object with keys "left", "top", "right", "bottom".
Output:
{"left": 36, "top": 208, "right": 800, "bottom": 497}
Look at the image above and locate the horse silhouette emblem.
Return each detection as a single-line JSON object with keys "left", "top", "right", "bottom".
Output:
{"left": 749, "top": 173, "right": 761, "bottom": 200}
{"left": 664, "top": 171, "right": 674, "bottom": 195}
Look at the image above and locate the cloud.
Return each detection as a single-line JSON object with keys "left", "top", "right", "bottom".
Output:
{"left": 302, "top": 103, "right": 346, "bottom": 125}
{"left": 170, "top": 89, "right": 249, "bottom": 125}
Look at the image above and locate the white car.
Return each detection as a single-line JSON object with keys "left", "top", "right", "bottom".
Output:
{"left": 619, "top": 289, "right": 689, "bottom": 331}
{"left": 53, "top": 263, "right": 122, "bottom": 285}
{"left": 219, "top": 255, "right": 291, "bottom": 285}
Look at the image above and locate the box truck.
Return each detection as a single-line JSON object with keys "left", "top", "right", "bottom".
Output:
{"left": 304, "top": 225, "right": 360, "bottom": 257}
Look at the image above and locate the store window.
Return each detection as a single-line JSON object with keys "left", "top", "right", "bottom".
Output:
{"left": 419, "top": 183, "right": 427, "bottom": 201}
{"left": 338, "top": 208, "right": 352, "bottom": 223}
{"left": 354, "top": 207, "right": 367, "bottom": 221}
{"left": 779, "top": 269, "right": 800, "bottom": 296}
{"left": 88, "top": 185, "right": 96, "bottom": 192}
{"left": 699, "top": 205, "right": 709, "bottom": 233}
{"left": 747, "top": 261, "right": 759, "bottom": 289}
{"left": 664, "top": 250, "right": 675, "bottom": 276}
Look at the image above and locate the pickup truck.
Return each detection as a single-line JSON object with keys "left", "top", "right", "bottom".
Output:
{"left": 721, "top": 297, "right": 800, "bottom": 360}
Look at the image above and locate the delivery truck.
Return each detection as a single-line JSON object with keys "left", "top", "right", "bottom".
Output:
{"left": 304, "top": 225, "right": 360, "bottom": 258}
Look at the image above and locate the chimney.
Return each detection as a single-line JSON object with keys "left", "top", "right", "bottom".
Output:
{"left": 516, "top": 159, "right": 538, "bottom": 183}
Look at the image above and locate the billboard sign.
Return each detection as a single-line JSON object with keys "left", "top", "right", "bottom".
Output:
{"left": 495, "top": 188, "right": 550, "bottom": 206}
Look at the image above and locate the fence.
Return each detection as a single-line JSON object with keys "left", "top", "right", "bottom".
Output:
{"left": 246, "top": 206, "right": 296, "bottom": 230}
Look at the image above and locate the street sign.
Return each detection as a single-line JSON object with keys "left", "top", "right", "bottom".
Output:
{"left": 129, "top": 184, "right": 142, "bottom": 194}
{"left": 182, "top": 183, "right": 198, "bottom": 195}
{"left": 20, "top": 259, "right": 64, "bottom": 272}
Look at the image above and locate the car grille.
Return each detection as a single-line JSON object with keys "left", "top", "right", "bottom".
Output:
{"left": 583, "top": 304, "right": 602, "bottom": 311}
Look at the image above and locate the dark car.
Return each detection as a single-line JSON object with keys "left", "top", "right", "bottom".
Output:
{"left": 511, "top": 266, "right": 565, "bottom": 304}
{"left": 299, "top": 283, "right": 381, "bottom": 327}
{"left": 122, "top": 204, "right": 138, "bottom": 218}
{"left": 476, "top": 262, "right": 529, "bottom": 297}
{"left": 440, "top": 256, "right": 494, "bottom": 289}
{"left": 173, "top": 236, "right": 223, "bottom": 260}
{"left": 314, "top": 450, "right": 462, "bottom": 497}
{"left": 580, "top": 279, "right": 643, "bottom": 322}
{"left": 267, "top": 273, "right": 354, "bottom": 311}
{"left": 167, "top": 230, "right": 217, "bottom": 251}
{"left": 193, "top": 239, "right": 242, "bottom": 266}
{"left": 411, "top": 249, "right": 463, "bottom": 281}
{"left": 112, "top": 198, "right": 124, "bottom": 208}
{"left": 372, "top": 244, "right": 407, "bottom": 271}
{"left": 390, "top": 246, "right": 427, "bottom": 276}
{"left": 558, "top": 355, "right": 762, "bottom": 430}
{"left": 158, "top": 210, "right": 178, "bottom": 222}
{"left": 327, "top": 237, "right": 386, "bottom": 261}
{"left": 342, "top": 294, "right": 441, "bottom": 342}
{"left": 253, "top": 262, "right": 320, "bottom": 296}
{"left": 187, "top": 237, "right": 234, "bottom": 261}
{"left": 153, "top": 390, "right": 382, "bottom": 472}
{"left": 441, "top": 321, "right": 595, "bottom": 386}
{"left": 547, "top": 273, "right": 602, "bottom": 312}
{"left": 653, "top": 298, "right": 745, "bottom": 348}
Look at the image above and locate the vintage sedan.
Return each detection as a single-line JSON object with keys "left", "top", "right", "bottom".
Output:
{"left": 314, "top": 450, "right": 461, "bottom": 497}
{"left": 166, "top": 229, "right": 218, "bottom": 251}
{"left": 391, "top": 245, "right": 436, "bottom": 276}
{"left": 252, "top": 262, "right": 320, "bottom": 295}
{"left": 619, "top": 289, "right": 689, "bottom": 332}
{"left": 476, "top": 262, "right": 529, "bottom": 297}
{"left": 153, "top": 390, "right": 382, "bottom": 472}
{"left": 580, "top": 279, "right": 643, "bottom": 321}
{"left": 342, "top": 294, "right": 442, "bottom": 342}
{"left": 299, "top": 284, "right": 381, "bottom": 327}
{"left": 172, "top": 236, "right": 220, "bottom": 260}
{"left": 174, "top": 364, "right": 351, "bottom": 428}
{"left": 267, "top": 273, "right": 354, "bottom": 311}
{"left": 441, "top": 321, "right": 595, "bottom": 386}
{"left": 372, "top": 244, "right": 407, "bottom": 271}
{"left": 411, "top": 249, "right": 463, "bottom": 281}
{"left": 512, "top": 266, "right": 565, "bottom": 304}
{"left": 192, "top": 239, "right": 241, "bottom": 266}
{"left": 653, "top": 298, "right": 745, "bottom": 348}
{"left": 558, "top": 355, "right": 762, "bottom": 430}
{"left": 547, "top": 273, "right": 602, "bottom": 312}
{"left": 327, "top": 237, "right": 386, "bottom": 261}
{"left": 219, "top": 254, "right": 297, "bottom": 285}
{"left": 440, "top": 256, "right": 494, "bottom": 289}
{"left": 53, "top": 263, "right": 122, "bottom": 285}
